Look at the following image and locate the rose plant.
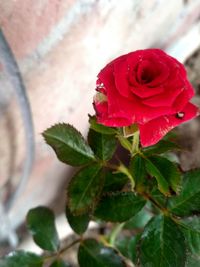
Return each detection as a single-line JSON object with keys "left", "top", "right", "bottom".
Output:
{"left": 1, "top": 49, "right": 200, "bottom": 267}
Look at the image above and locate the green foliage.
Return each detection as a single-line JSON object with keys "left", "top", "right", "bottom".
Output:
{"left": 68, "top": 164, "right": 104, "bottom": 215}
{"left": 2, "top": 116, "right": 200, "bottom": 267}
{"left": 143, "top": 139, "right": 179, "bottom": 156}
{"left": 43, "top": 123, "right": 95, "bottom": 166}
{"left": 0, "top": 251, "right": 43, "bottom": 267}
{"left": 145, "top": 157, "right": 170, "bottom": 195}
{"left": 66, "top": 206, "right": 90, "bottom": 235}
{"left": 89, "top": 115, "right": 117, "bottom": 135}
{"left": 124, "top": 206, "right": 152, "bottom": 229}
{"left": 148, "top": 156, "right": 181, "bottom": 194}
{"left": 50, "top": 259, "right": 71, "bottom": 267}
{"left": 78, "top": 239, "right": 126, "bottom": 267}
{"left": 116, "top": 234, "right": 141, "bottom": 264}
{"left": 169, "top": 169, "right": 200, "bottom": 216}
{"left": 102, "top": 171, "right": 128, "bottom": 192}
{"left": 94, "top": 192, "right": 146, "bottom": 222}
{"left": 139, "top": 215, "right": 186, "bottom": 267}
{"left": 144, "top": 155, "right": 181, "bottom": 196}
{"left": 27, "top": 206, "right": 60, "bottom": 252}
{"left": 180, "top": 216, "right": 200, "bottom": 255}
{"left": 130, "top": 154, "right": 147, "bottom": 189}
{"left": 88, "top": 129, "right": 117, "bottom": 161}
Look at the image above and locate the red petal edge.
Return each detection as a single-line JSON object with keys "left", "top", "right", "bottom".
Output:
{"left": 139, "top": 102, "right": 199, "bottom": 147}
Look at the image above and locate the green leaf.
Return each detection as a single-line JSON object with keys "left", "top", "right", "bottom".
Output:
{"left": 27, "top": 206, "right": 59, "bottom": 252}
{"left": 128, "top": 234, "right": 141, "bottom": 264}
{"left": 89, "top": 116, "right": 116, "bottom": 135}
{"left": 66, "top": 206, "right": 90, "bottom": 235}
{"left": 151, "top": 188, "right": 167, "bottom": 207}
{"left": 180, "top": 216, "right": 200, "bottom": 255}
{"left": 115, "top": 234, "right": 141, "bottom": 263}
{"left": 50, "top": 259, "right": 71, "bottom": 267}
{"left": 130, "top": 154, "right": 147, "bottom": 190}
{"left": 0, "top": 251, "right": 43, "bottom": 267}
{"left": 143, "top": 140, "right": 179, "bottom": 156}
{"left": 149, "top": 156, "right": 181, "bottom": 194}
{"left": 103, "top": 171, "right": 128, "bottom": 192}
{"left": 169, "top": 169, "right": 200, "bottom": 216}
{"left": 78, "top": 239, "right": 126, "bottom": 267}
{"left": 94, "top": 192, "right": 146, "bottom": 222}
{"left": 145, "top": 157, "right": 170, "bottom": 196}
{"left": 139, "top": 215, "right": 186, "bottom": 267}
{"left": 88, "top": 129, "right": 117, "bottom": 161}
{"left": 68, "top": 164, "right": 104, "bottom": 215}
{"left": 124, "top": 206, "right": 152, "bottom": 229}
{"left": 43, "top": 123, "right": 95, "bottom": 166}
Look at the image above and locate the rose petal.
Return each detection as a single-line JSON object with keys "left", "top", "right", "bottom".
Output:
{"left": 142, "top": 86, "right": 182, "bottom": 107}
{"left": 113, "top": 56, "right": 130, "bottom": 98}
{"left": 139, "top": 102, "right": 199, "bottom": 147}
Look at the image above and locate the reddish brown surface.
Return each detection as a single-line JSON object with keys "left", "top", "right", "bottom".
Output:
{"left": 1, "top": 0, "right": 74, "bottom": 58}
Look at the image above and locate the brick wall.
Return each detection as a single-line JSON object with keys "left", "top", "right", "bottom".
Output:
{"left": 0, "top": 0, "right": 200, "bottom": 230}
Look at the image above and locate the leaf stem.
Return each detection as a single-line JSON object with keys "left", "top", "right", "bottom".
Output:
{"left": 131, "top": 131, "right": 140, "bottom": 154}
{"left": 43, "top": 238, "right": 82, "bottom": 263}
{"left": 109, "top": 222, "right": 125, "bottom": 246}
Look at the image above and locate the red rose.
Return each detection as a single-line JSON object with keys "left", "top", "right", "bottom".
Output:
{"left": 93, "top": 49, "right": 199, "bottom": 147}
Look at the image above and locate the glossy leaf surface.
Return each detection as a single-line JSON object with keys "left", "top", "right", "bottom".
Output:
{"left": 78, "top": 239, "right": 126, "bottom": 267}
{"left": 0, "top": 251, "right": 43, "bottom": 267}
{"left": 66, "top": 207, "right": 90, "bottom": 235}
{"left": 169, "top": 169, "right": 200, "bottom": 216}
{"left": 43, "top": 123, "right": 95, "bottom": 166}
{"left": 88, "top": 129, "right": 117, "bottom": 161}
{"left": 27, "top": 206, "right": 59, "bottom": 252}
{"left": 94, "top": 192, "right": 146, "bottom": 222}
{"left": 68, "top": 164, "right": 103, "bottom": 214}
{"left": 140, "top": 215, "right": 186, "bottom": 267}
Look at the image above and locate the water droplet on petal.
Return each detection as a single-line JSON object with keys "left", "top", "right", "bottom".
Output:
{"left": 176, "top": 112, "right": 185, "bottom": 119}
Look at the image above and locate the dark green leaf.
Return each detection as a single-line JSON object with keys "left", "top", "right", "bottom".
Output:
{"left": 128, "top": 234, "right": 141, "bottom": 264}
{"left": 0, "top": 251, "right": 43, "bottom": 267}
{"left": 27, "top": 206, "right": 59, "bottom": 252}
{"left": 43, "top": 123, "right": 95, "bottom": 166}
{"left": 124, "top": 206, "right": 152, "bottom": 229}
{"left": 94, "top": 192, "right": 146, "bottom": 222}
{"left": 78, "top": 239, "right": 126, "bottom": 267}
{"left": 66, "top": 206, "right": 90, "bottom": 235}
{"left": 103, "top": 171, "right": 128, "bottom": 192}
{"left": 68, "top": 164, "right": 104, "bottom": 215}
{"left": 180, "top": 216, "right": 200, "bottom": 255}
{"left": 145, "top": 158, "right": 170, "bottom": 196}
{"left": 50, "top": 259, "right": 71, "bottom": 267}
{"left": 151, "top": 188, "right": 167, "bottom": 207}
{"left": 149, "top": 156, "right": 181, "bottom": 194}
{"left": 130, "top": 154, "right": 147, "bottom": 190}
{"left": 169, "top": 169, "right": 200, "bottom": 216}
{"left": 143, "top": 140, "right": 179, "bottom": 156}
{"left": 115, "top": 234, "right": 141, "bottom": 264}
{"left": 140, "top": 215, "right": 186, "bottom": 267}
{"left": 88, "top": 129, "right": 117, "bottom": 161}
{"left": 89, "top": 116, "right": 116, "bottom": 135}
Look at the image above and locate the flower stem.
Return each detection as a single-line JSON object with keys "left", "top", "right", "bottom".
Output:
{"left": 131, "top": 131, "right": 140, "bottom": 154}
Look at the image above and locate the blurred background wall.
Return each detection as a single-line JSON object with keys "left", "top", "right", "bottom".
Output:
{"left": 0, "top": 0, "right": 200, "bottom": 247}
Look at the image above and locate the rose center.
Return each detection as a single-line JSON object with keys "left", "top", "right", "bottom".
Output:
{"left": 140, "top": 68, "right": 155, "bottom": 83}
{"left": 136, "top": 60, "right": 160, "bottom": 85}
